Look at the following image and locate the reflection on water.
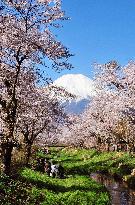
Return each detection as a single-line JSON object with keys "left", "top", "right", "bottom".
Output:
{"left": 90, "top": 173, "right": 135, "bottom": 205}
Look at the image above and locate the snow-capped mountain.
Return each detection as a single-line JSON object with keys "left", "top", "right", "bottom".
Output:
{"left": 53, "top": 74, "right": 95, "bottom": 114}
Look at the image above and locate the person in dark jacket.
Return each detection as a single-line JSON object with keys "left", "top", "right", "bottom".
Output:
{"left": 44, "top": 159, "right": 51, "bottom": 176}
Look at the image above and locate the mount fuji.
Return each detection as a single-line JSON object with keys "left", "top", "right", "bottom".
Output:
{"left": 53, "top": 74, "right": 96, "bottom": 114}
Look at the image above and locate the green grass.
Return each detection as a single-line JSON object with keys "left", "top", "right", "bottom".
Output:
{"left": 20, "top": 168, "right": 109, "bottom": 205}
{"left": 54, "top": 148, "right": 135, "bottom": 177}
{"left": 19, "top": 148, "right": 111, "bottom": 204}
{"left": 1, "top": 148, "right": 135, "bottom": 204}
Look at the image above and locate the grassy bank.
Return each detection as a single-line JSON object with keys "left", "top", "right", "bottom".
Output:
{"left": 53, "top": 148, "right": 135, "bottom": 187}
{"left": 57, "top": 148, "right": 135, "bottom": 176}
{"left": 1, "top": 148, "right": 135, "bottom": 204}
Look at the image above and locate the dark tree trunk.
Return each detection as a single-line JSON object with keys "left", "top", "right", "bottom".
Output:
{"left": 0, "top": 52, "right": 21, "bottom": 175}
{"left": 25, "top": 142, "right": 32, "bottom": 166}
{"left": 1, "top": 143, "right": 13, "bottom": 175}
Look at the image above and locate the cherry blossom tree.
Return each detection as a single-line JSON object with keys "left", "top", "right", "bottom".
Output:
{"left": 17, "top": 87, "right": 71, "bottom": 165}
{"left": 0, "top": 0, "right": 72, "bottom": 174}
{"left": 68, "top": 61, "right": 135, "bottom": 151}
{"left": 91, "top": 61, "right": 135, "bottom": 150}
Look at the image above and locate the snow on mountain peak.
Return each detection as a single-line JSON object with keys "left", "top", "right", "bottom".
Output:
{"left": 53, "top": 74, "right": 95, "bottom": 101}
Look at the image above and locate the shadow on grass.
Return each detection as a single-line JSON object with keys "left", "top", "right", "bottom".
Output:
{"left": 60, "top": 158, "right": 82, "bottom": 163}
{"left": 20, "top": 175, "right": 106, "bottom": 194}
{"left": 65, "top": 158, "right": 116, "bottom": 175}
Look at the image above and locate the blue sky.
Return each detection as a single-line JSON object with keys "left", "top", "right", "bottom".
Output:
{"left": 50, "top": 0, "right": 135, "bottom": 80}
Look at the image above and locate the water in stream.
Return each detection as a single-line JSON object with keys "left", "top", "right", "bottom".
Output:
{"left": 90, "top": 173, "right": 135, "bottom": 205}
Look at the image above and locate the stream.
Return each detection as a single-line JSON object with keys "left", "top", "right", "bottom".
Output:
{"left": 90, "top": 173, "right": 135, "bottom": 205}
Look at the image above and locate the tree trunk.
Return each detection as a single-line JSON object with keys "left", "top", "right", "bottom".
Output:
{"left": 1, "top": 143, "right": 13, "bottom": 175}
{"left": 25, "top": 142, "right": 32, "bottom": 166}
